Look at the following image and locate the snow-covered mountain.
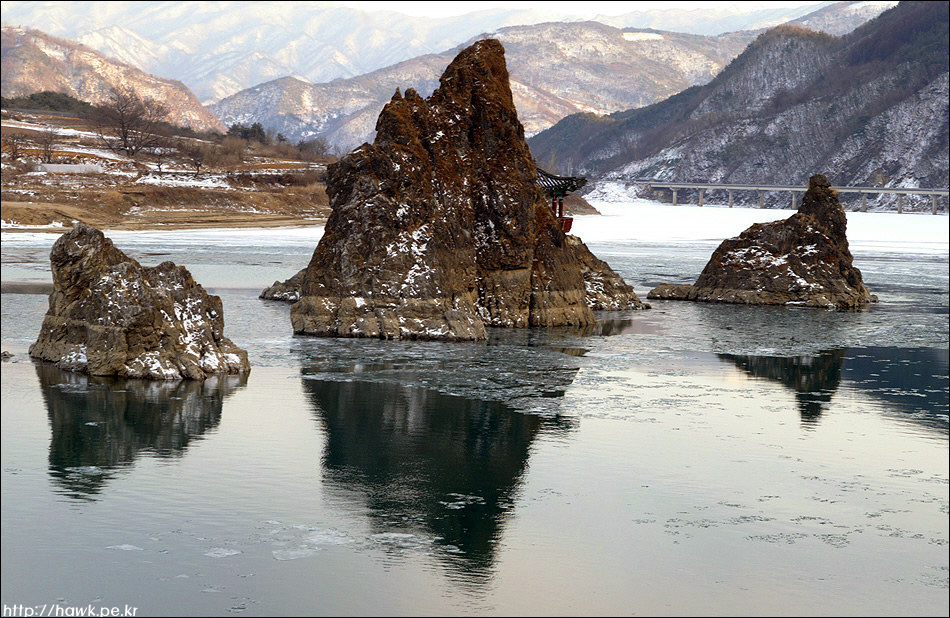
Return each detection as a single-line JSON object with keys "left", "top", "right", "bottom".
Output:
{"left": 786, "top": 0, "right": 899, "bottom": 35}
{"left": 0, "top": 26, "right": 224, "bottom": 132}
{"left": 529, "top": 2, "right": 948, "bottom": 206}
{"left": 1, "top": 1, "right": 862, "bottom": 104}
{"left": 211, "top": 22, "right": 756, "bottom": 151}
{"left": 592, "top": 1, "right": 896, "bottom": 36}
{"left": 0, "top": 1, "right": 586, "bottom": 102}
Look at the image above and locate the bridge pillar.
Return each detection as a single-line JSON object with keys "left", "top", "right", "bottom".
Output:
{"left": 672, "top": 189, "right": 677, "bottom": 206}
{"left": 728, "top": 190, "right": 733, "bottom": 208}
{"left": 790, "top": 191, "right": 795, "bottom": 209}
{"left": 862, "top": 193, "right": 867, "bottom": 212}
{"left": 897, "top": 194, "right": 904, "bottom": 214}
{"left": 759, "top": 191, "right": 764, "bottom": 208}
{"left": 933, "top": 194, "right": 938, "bottom": 215}
{"left": 698, "top": 189, "right": 704, "bottom": 207}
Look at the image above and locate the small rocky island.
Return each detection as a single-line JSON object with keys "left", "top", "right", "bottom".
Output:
{"left": 264, "top": 39, "right": 643, "bottom": 341}
{"left": 648, "top": 174, "right": 875, "bottom": 310}
{"left": 30, "top": 224, "right": 250, "bottom": 379}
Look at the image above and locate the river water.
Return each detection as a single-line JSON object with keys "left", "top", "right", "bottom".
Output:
{"left": 2, "top": 203, "right": 948, "bottom": 616}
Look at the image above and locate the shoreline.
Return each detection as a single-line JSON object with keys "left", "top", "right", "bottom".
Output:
{"left": 1, "top": 214, "right": 329, "bottom": 233}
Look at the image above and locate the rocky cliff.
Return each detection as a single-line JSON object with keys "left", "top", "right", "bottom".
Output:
{"left": 286, "top": 39, "right": 642, "bottom": 341}
{"left": 30, "top": 224, "right": 249, "bottom": 379}
{"left": 647, "top": 174, "right": 875, "bottom": 309}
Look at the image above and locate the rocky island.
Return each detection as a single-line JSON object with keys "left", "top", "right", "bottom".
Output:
{"left": 30, "top": 224, "right": 250, "bottom": 379}
{"left": 648, "top": 174, "right": 876, "bottom": 310}
{"left": 264, "top": 39, "right": 643, "bottom": 341}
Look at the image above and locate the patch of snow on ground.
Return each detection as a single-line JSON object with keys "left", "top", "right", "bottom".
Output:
{"left": 136, "top": 174, "right": 232, "bottom": 189}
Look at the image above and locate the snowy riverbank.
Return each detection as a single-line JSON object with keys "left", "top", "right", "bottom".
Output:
{"left": 2, "top": 199, "right": 947, "bottom": 256}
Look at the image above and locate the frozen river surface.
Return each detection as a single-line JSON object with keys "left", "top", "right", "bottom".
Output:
{"left": 1, "top": 202, "right": 948, "bottom": 615}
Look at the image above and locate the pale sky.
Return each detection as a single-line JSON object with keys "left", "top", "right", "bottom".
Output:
{"left": 342, "top": 1, "right": 828, "bottom": 18}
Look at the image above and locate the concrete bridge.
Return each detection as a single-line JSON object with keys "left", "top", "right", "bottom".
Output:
{"left": 640, "top": 180, "right": 949, "bottom": 214}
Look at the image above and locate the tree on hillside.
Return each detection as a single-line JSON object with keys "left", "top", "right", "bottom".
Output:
{"left": 176, "top": 138, "right": 211, "bottom": 177}
{"left": 227, "top": 122, "right": 268, "bottom": 144}
{"left": 149, "top": 136, "right": 174, "bottom": 175}
{"left": 93, "top": 86, "right": 170, "bottom": 157}
{"left": 296, "top": 136, "right": 331, "bottom": 160}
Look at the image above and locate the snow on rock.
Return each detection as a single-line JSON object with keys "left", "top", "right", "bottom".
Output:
{"left": 29, "top": 224, "right": 250, "bottom": 379}
{"left": 648, "top": 174, "right": 876, "bottom": 310}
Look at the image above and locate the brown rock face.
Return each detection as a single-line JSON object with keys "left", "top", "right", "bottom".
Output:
{"left": 289, "top": 39, "right": 642, "bottom": 341}
{"left": 648, "top": 174, "right": 875, "bottom": 310}
{"left": 29, "top": 224, "right": 250, "bottom": 379}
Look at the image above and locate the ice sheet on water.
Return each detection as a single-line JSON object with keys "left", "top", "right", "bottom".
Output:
{"left": 1, "top": 225, "right": 326, "bottom": 251}
{"left": 272, "top": 547, "right": 320, "bottom": 561}
{"left": 573, "top": 201, "right": 949, "bottom": 255}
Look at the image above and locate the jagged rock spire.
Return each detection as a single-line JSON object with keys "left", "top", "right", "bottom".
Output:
{"left": 289, "top": 39, "right": 642, "bottom": 341}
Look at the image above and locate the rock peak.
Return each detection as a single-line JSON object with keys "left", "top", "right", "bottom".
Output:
{"left": 798, "top": 173, "right": 847, "bottom": 241}
{"left": 288, "top": 38, "right": 643, "bottom": 341}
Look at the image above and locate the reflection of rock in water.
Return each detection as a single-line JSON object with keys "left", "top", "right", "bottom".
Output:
{"left": 842, "top": 347, "right": 949, "bottom": 434}
{"left": 37, "top": 362, "right": 246, "bottom": 500}
{"left": 304, "top": 378, "right": 571, "bottom": 576}
{"left": 719, "top": 350, "right": 845, "bottom": 425}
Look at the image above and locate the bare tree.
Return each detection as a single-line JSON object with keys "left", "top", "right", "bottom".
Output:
{"left": 1, "top": 130, "right": 27, "bottom": 160}
{"left": 176, "top": 138, "right": 211, "bottom": 177}
{"left": 37, "top": 127, "right": 58, "bottom": 163}
{"left": 94, "top": 86, "right": 170, "bottom": 157}
{"left": 149, "top": 136, "right": 174, "bottom": 175}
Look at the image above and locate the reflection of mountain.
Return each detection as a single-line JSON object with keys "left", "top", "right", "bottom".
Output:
{"left": 37, "top": 362, "right": 246, "bottom": 500}
{"left": 304, "top": 377, "right": 572, "bottom": 576}
{"left": 719, "top": 350, "right": 844, "bottom": 425}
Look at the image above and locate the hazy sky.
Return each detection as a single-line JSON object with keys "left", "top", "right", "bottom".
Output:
{"left": 342, "top": 1, "right": 828, "bottom": 18}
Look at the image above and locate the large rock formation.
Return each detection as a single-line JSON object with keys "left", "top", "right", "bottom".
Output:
{"left": 285, "top": 39, "right": 643, "bottom": 341}
{"left": 648, "top": 174, "right": 875, "bottom": 309}
{"left": 30, "top": 224, "right": 250, "bottom": 379}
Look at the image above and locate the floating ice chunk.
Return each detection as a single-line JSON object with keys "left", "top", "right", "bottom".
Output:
{"left": 107, "top": 544, "right": 144, "bottom": 551}
{"left": 272, "top": 547, "right": 321, "bottom": 561}
{"left": 205, "top": 547, "right": 242, "bottom": 558}
{"left": 371, "top": 532, "right": 437, "bottom": 550}
{"left": 67, "top": 466, "right": 104, "bottom": 476}
{"left": 305, "top": 529, "right": 353, "bottom": 546}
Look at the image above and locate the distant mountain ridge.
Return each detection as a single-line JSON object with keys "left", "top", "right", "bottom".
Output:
{"left": 210, "top": 22, "right": 757, "bottom": 151}
{"left": 528, "top": 1, "right": 949, "bottom": 205}
{"left": 0, "top": 1, "right": 891, "bottom": 104}
{"left": 0, "top": 26, "right": 224, "bottom": 133}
